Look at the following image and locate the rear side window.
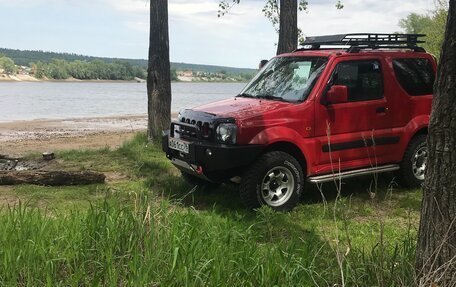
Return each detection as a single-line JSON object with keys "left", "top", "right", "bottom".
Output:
{"left": 393, "top": 58, "right": 435, "bottom": 96}
{"left": 333, "top": 60, "right": 383, "bottom": 102}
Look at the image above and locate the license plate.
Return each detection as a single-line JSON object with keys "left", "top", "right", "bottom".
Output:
{"left": 168, "top": 138, "right": 190, "bottom": 154}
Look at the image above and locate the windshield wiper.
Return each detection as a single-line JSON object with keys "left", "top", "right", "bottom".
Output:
{"left": 237, "top": 93, "right": 293, "bottom": 103}
{"left": 257, "top": 95, "right": 289, "bottom": 102}
{"left": 236, "top": 93, "right": 256, "bottom": 98}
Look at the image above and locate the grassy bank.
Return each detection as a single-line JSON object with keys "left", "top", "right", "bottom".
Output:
{"left": 0, "top": 134, "right": 422, "bottom": 286}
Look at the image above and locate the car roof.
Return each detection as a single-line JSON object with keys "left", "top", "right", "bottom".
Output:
{"left": 278, "top": 49, "right": 432, "bottom": 59}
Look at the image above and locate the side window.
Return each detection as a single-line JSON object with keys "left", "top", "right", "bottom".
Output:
{"left": 393, "top": 58, "right": 435, "bottom": 96}
{"left": 332, "top": 60, "right": 384, "bottom": 102}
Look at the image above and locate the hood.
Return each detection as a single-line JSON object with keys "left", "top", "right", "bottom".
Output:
{"left": 191, "top": 97, "right": 292, "bottom": 121}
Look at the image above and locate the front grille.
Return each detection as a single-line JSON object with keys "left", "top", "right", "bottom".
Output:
{"left": 171, "top": 109, "right": 234, "bottom": 142}
{"left": 174, "top": 117, "right": 213, "bottom": 141}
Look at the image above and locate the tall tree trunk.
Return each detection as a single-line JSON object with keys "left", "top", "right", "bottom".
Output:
{"left": 416, "top": 0, "right": 456, "bottom": 285}
{"left": 276, "top": 0, "right": 298, "bottom": 55}
{"left": 147, "top": 0, "right": 172, "bottom": 140}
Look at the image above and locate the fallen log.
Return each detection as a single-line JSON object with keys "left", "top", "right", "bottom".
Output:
{"left": 0, "top": 154, "right": 23, "bottom": 161}
{"left": 0, "top": 170, "right": 106, "bottom": 186}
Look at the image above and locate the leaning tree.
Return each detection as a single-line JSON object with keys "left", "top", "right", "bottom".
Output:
{"left": 147, "top": 0, "right": 172, "bottom": 140}
{"left": 416, "top": 0, "right": 456, "bottom": 285}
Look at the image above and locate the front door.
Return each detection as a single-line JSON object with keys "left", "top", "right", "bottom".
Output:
{"left": 313, "top": 57, "right": 397, "bottom": 174}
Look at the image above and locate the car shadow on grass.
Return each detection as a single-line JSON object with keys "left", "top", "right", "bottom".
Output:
{"left": 147, "top": 170, "right": 414, "bottom": 214}
{"left": 144, "top": 173, "right": 244, "bottom": 211}
{"left": 301, "top": 172, "right": 404, "bottom": 204}
{"left": 145, "top": 173, "right": 328, "bottom": 247}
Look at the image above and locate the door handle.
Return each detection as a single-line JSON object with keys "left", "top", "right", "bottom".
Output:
{"left": 376, "top": 107, "right": 388, "bottom": 113}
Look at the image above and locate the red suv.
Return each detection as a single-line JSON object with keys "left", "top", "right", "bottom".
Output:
{"left": 163, "top": 34, "right": 435, "bottom": 211}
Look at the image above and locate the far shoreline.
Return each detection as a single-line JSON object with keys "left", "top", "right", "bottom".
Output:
{"left": 0, "top": 74, "right": 248, "bottom": 84}
{"left": 0, "top": 74, "right": 145, "bottom": 83}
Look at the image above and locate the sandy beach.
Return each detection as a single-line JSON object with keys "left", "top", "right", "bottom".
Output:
{"left": 0, "top": 115, "right": 149, "bottom": 155}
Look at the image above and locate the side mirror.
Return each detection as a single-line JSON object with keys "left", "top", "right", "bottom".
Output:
{"left": 325, "top": 85, "right": 348, "bottom": 105}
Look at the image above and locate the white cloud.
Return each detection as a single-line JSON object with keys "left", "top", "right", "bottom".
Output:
{"left": 119, "top": 0, "right": 268, "bottom": 37}
{"left": 125, "top": 20, "right": 149, "bottom": 32}
{"left": 103, "top": 0, "right": 149, "bottom": 13}
{"left": 298, "top": 0, "right": 433, "bottom": 37}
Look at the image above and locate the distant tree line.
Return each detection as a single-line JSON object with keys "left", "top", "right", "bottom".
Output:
{"left": 1, "top": 49, "right": 255, "bottom": 81}
{"left": 0, "top": 55, "right": 252, "bottom": 82}
{"left": 30, "top": 59, "right": 147, "bottom": 80}
{"left": 0, "top": 48, "right": 147, "bottom": 68}
{"left": 0, "top": 48, "right": 257, "bottom": 76}
{"left": 170, "top": 62, "right": 256, "bottom": 75}
{"left": 211, "top": 70, "right": 253, "bottom": 81}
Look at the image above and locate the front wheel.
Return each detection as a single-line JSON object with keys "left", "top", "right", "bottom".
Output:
{"left": 399, "top": 135, "right": 428, "bottom": 188}
{"left": 240, "top": 151, "right": 304, "bottom": 211}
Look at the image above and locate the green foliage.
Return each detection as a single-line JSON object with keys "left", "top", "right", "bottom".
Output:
{"left": 218, "top": 0, "right": 315, "bottom": 20}
{"left": 26, "top": 58, "right": 250, "bottom": 82}
{"left": 0, "top": 48, "right": 147, "bottom": 68}
{"left": 0, "top": 48, "right": 257, "bottom": 75}
{"left": 29, "top": 59, "right": 147, "bottom": 80}
{"left": 0, "top": 195, "right": 417, "bottom": 286}
{"left": 400, "top": 13, "right": 433, "bottom": 34}
{"left": 0, "top": 56, "right": 17, "bottom": 74}
{"left": 170, "top": 68, "right": 178, "bottom": 81}
{"left": 261, "top": 0, "right": 310, "bottom": 33}
{"left": 0, "top": 134, "right": 425, "bottom": 286}
{"left": 49, "top": 59, "right": 70, "bottom": 79}
{"left": 238, "top": 72, "right": 254, "bottom": 81}
{"left": 30, "top": 61, "right": 47, "bottom": 79}
{"left": 170, "top": 62, "right": 256, "bottom": 75}
{"left": 335, "top": 0, "right": 343, "bottom": 9}
{"left": 399, "top": 0, "right": 448, "bottom": 59}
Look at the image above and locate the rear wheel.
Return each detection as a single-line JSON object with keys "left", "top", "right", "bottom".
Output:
{"left": 240, "top": 151, "right": 303, "bottom": 211}
{"left": 399, "top": 135, "right": 428, "bottom": 188}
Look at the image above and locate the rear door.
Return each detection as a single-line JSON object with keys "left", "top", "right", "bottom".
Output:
{"left": 313, "top": 56, "right": 398, "bottom": 174}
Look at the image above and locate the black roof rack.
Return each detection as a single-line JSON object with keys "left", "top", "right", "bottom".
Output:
{"left": 298, "top": 33, "right": 426, "bottom": 53}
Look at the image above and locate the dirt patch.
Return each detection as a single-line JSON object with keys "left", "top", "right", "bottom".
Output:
{"left": 104, "top": 171, "right": 130, "bottom": 183}
{"left": 1, "top": 132, "right": 138, "bottom": 155}
{"left": 0, "top": 116, "right": 148, "bottom": 187}
{"left": 0, "top": 190, "right": 21, "bottom": 208}
{"left": 0, "top": 114, "right": 183, "bottom": 155}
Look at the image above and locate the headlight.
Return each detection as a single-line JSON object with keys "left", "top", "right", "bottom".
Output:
{"left": 216, "top": 123, "right": 237, "bottom": 144}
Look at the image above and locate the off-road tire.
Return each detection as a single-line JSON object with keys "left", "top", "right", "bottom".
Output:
{"left": 399, "top": 135, "right": 427, "bottom": 188}
{"left": 240, "top": 151, "right": 304, "bottom": 211}
{"left": 181, "top": 172, "right": 220, "bottom": 189}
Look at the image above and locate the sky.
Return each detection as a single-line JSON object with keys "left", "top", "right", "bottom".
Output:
{"left": 0, "top": 0, "right": 436, "bottom": 68}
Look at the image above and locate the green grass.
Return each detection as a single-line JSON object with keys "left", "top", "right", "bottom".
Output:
{"left": 0, "top": 133, "right": 423, "bottom": 286}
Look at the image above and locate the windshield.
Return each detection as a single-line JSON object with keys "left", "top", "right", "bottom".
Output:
{"left": 239, "top": 57, "right": 328, "bottom": 103}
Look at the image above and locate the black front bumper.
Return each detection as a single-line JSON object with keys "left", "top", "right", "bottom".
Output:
{"left": 162, "top": 132, "right": 264, "bottom": 181}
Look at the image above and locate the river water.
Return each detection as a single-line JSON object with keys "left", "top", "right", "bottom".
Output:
{"left": 0, "top": 82, "right": 247, "bottom": 122}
